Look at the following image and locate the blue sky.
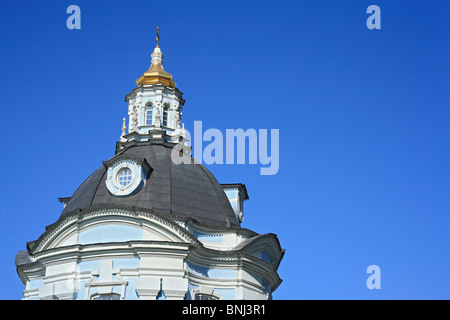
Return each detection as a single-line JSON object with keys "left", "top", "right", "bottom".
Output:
{"left": 0, "top": 0, "right": 449, "bottom": 300}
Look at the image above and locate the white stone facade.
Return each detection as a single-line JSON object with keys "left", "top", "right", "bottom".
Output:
{"left": 125, "top": 84, "right": 185, "bottom": 136}
{"left": 18, "top": 205, "right": 283, "bottom": 300}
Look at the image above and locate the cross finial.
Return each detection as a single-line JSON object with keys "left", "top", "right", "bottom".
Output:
{"left": 156, "top": 26, "right": 160, "bottom": 47}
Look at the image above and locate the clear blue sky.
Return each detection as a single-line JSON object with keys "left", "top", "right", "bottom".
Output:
{"left": 0, "top": 0, "right": 449, "bottom": 300}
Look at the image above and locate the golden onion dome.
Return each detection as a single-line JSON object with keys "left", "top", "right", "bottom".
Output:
{"left": 136, "top": 27, "right": 176, "bottom": 88}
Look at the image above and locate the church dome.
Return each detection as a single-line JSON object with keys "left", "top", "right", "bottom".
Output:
{"left": 61, "top": 143, "right": 239, "bottom": 228}
{"left": 15, "top": 28, "right": 284, "bottom": 301}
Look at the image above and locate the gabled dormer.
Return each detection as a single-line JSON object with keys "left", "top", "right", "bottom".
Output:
{"left": 221, "top": 183, "right": 249, "bottom": 224}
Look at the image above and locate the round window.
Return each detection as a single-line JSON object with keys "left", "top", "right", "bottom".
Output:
{"left": 116, "top": 168, "right": 133, "bottom": 187}
{"left": 105, "top": 159, "right": 147, "bottom": 197}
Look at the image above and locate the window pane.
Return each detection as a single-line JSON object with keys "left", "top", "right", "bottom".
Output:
{"left": 117, "top": 168, "right": 132, "bottom": 187}
{"left": 146, "top": 108, "right": 153, "bottom": 125}
{"left": 162, "top": 108, "right": 168, "bottom": 126}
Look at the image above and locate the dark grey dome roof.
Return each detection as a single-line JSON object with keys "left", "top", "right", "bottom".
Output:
{"left": 61, "top": 144, "right": 239, "bottom": 228}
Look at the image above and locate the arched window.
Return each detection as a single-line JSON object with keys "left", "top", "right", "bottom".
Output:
{"left": 91, "top": 293, "right": 120, "bottom": 300}
{"left": 195, "top": 294, "right": 219, "bottom": 300}
{"left": 192, "top": 287, "right": 222, "bottom": 300}
{"left": 162, "top": 106, "right": 169, "bottom": 127}
{"left": 145, "top": 104, "right": 153, "bottom": 126}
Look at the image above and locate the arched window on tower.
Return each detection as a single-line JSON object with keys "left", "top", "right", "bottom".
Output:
{"left": 145, "top": 104, "right": 153, "bottom": 126}
{"left": 162, "top": 106, "right": 169, "bottom": 127}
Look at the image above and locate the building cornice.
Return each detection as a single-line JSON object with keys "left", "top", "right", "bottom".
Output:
{"left": 26, "top": 203, "right": 283, "bottom": 265}
{"left": 125, "top": 84, "right": 184, "bottom": 103}
{"left": 29, "top": 204, "right": 202, "bottom": 255}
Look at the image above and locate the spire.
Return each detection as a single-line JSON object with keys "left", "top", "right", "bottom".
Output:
{"left": 156, "top": 26, "right": 160, "bottom": 48}
{"left": 136, "top": 26, "right": 176, "bottom": 88}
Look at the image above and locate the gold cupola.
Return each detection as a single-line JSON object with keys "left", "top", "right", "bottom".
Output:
{"left": 136, "top": 27, "right": 176, "bottom": 88}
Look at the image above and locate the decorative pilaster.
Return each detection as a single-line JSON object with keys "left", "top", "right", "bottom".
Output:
{"left": 155, "top": 107, "right": 161, "bottom": 128}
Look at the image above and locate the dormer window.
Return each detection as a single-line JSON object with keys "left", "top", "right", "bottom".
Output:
{"left": 104, "top": 155, "right": 152, "bottom": 197}
{"left": 221, "top": 183, "right": 249, "bottom": 224}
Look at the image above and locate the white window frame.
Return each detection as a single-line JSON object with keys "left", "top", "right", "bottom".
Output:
{"left": 145, "top": 104, "right": 154, "bottom": 126}
{"left": 162, "top": 106, "right": 169, "bottom": 127}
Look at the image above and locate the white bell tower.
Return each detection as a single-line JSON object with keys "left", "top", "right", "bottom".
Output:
{"left": 119, "top": 27, "right": 185, "bottom": 149}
